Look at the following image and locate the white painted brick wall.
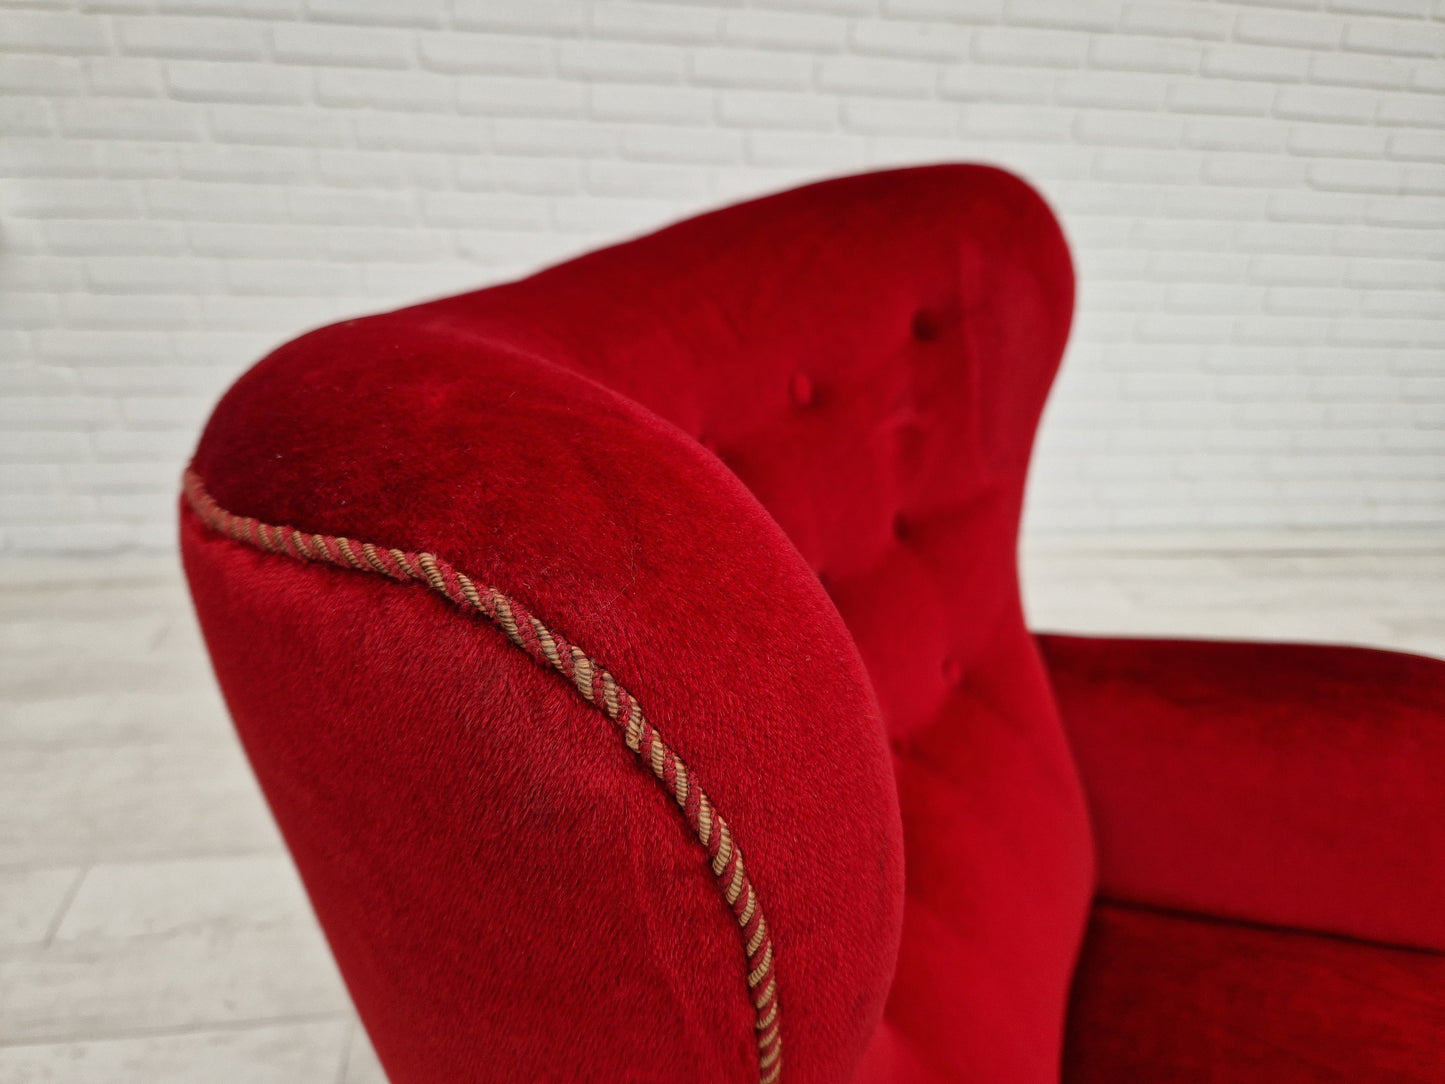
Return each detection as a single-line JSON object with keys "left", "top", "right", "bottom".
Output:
{"left": 1, "top": 0, "right": 1442, "bottom": 553}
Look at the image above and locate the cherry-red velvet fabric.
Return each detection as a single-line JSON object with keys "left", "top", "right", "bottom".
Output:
{"left": 181, "top": 164, "right": 1445, "bottom": 1082}
{"left": 1064, "top": 902, "right": 1445, "bottom": 1083}
{"left": 1043, "top": 633, "right": 1445, "bottom": 1084}
{"left": 1040, "top": 634, "right": 1445, "bottom": 953}
{"left": 184, "top": 164, "right": 1090, "bottom": 1083}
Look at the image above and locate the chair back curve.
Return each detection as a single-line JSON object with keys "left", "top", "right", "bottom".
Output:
{"left": 181, "top": 164, "right": 1094, "bottom": 1084}
{"left": 418, "top": 163, "right": 1098, "bottom": 1082}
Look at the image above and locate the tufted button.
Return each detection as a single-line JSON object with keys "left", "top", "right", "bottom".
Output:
{"left": 789, "top": 370, "right": 814, "bottom": 407}
{"left": 892, "top": 512, "right": 911, "bottom": 542}
{"left": 911, "top": 310, "right": 940, "bottom": 342}
{"left": 942, "top": 655, "right": 964, "bottom": 686}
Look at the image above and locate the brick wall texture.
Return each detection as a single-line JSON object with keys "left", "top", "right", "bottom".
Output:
{"left": 1, "top": 0, "right": 1442, "bottom": 552}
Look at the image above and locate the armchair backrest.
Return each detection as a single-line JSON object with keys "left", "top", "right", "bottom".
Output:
{"left": 419, "top": 163, "right": 1097, "bottom": 1080}
{"left": 183, "top": 165, "right": 1094, "bottom": 1083}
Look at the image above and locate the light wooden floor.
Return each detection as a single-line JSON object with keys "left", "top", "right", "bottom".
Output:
{"left": 3, "top": 533, "right": 1443, "bottom": 1082}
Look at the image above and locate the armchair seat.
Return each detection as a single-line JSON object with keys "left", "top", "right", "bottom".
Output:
{"left": 181, "top": 165, "right": 1444, "bottom": 1083}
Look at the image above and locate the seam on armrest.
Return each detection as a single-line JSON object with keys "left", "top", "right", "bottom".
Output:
{"left": 183, "top": 467, "right": 783, "bottom": 1084}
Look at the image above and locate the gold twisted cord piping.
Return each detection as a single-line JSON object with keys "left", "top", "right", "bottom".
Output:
{"left": 182, "top": 469, "right": 782, "bottom": 1083}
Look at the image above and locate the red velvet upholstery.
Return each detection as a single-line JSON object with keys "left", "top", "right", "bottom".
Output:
{"left": 1044, "top": 634, "right": 1445, "bottom": 1084}
{"left": 180, "top": 165, "right": 1444, "bottom": 1082}
{"left": 1064, "top": 902, "right": 1445, "bottom": 1083}
{"left": 1039, "top": 634, "right": 1445, "bottom": 954}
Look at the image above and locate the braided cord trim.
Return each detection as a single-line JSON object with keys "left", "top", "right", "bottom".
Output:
{"left": 183, "top": 469, "right": 782, "bottom": 1083}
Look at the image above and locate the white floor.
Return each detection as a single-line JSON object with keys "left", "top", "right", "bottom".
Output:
{"left": 2, "top": 532, "right": 1443, "bottom": 1083}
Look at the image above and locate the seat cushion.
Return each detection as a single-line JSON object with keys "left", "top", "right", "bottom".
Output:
{"left": 1064, "top": 901, "right": 1445, "bottom": 1083}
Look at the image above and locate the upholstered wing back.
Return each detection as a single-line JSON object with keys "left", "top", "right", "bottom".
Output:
{"left": 181, "top": 164, "right": 1091, "bottom": 1083}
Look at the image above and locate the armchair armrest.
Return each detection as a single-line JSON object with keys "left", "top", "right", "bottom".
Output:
{"left": 182, "top": 310, "right": 904, "bottom": 1084}
{"left": 1038, "top": 633, "right": 1445, "bottom": 952}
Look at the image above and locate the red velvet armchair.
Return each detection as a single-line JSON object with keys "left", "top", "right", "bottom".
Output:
{"left": 181, "top": 165, "right": 1445, "bottom": 1083}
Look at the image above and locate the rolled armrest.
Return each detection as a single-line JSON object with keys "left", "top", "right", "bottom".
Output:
{"left": 183, "top": 309, "right": 904, "bottom": 1083}
{"left": 1038, "top": 633, "right": 1445, "bottom": 952}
